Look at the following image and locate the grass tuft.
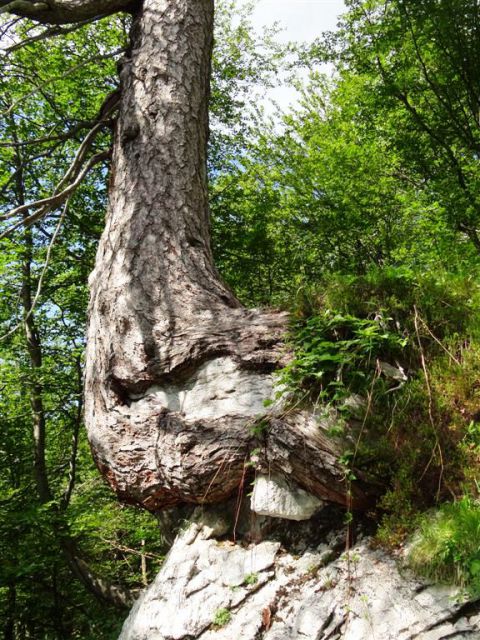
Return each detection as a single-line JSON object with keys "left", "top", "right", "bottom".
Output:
{"left": 408, "top": 497, "right": 480, "bottom": 593}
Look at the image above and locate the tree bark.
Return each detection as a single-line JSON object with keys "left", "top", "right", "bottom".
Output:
{"left": 85, "top": 0, "right": 373, "bottom": 513}
{"left": 1, "top": 0, "right": 136, "bottom": 24}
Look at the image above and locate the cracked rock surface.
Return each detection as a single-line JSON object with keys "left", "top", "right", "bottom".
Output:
{"left": 118, "top": 508, "right": 480, "bottom": 640}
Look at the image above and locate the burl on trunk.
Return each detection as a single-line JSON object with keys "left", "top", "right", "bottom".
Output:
{"left": 85, "top": 0, "right": 371, "bottom": 513}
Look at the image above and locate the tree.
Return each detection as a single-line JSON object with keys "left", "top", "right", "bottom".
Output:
{"left": 84, "top": 0, "right": 373, "bottom": 511}
{"left": 333, "top": 0, "right": 480, "bottom": 253}
{"left": 3, "top": 2, "right": 480, "bottom": 637}
{"left": 2, "top": 0, "right": 373, "bottom": 532}
{"left": 0, "top": 3, "right": 313, "bottom": 635}
{"left": 211, "top": 69, "right": 477, "bottom": 302}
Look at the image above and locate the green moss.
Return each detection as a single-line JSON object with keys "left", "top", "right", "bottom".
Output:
{"left": 213, "top": 608, "right": 231, "bottom": 628}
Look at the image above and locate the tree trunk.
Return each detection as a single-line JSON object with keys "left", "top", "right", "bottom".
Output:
{"left": 85, "top": 0, "right": 373, "bottom": 513}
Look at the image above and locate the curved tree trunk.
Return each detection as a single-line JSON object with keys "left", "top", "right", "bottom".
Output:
{"left": 85, "top": 0, "right": 372, "bottom": 514}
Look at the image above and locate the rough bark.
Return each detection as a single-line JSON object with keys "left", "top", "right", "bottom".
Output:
{"left": 1, "top": 0, "right": 137, "bottom": 24}
{"left": 85, "top": 0, "right": 374, "bottom": 514}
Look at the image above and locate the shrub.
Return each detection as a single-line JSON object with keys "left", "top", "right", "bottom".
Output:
{"left": 281, "top": 268, "right": 480, "bottom": 550}
{"left": 293, "top": 267, "right": 480, "bottom": 342}
{"left": 278, "top": 310, "right": 407, "bottom": 404}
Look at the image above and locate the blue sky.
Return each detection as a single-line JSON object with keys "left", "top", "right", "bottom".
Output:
{"left": 251, "top": 0, "right": 346, "bottom": 42}
{"left": 248, "top": 0, "right": 346, "bottom": 111}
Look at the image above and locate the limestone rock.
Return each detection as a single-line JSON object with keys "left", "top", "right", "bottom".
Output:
{"left": 341, "top": 394, "right": 367, "bottom": 419}
{"left": 378, "top": 360, "right": 408, "bottom": 381}
{"left": 118, "top": 512, "right": 480, "bottom": 640}
{"left": 129, "top": 356, "right": 274, "bottom": 421}
{"left": 251, "top": 474, "right": 324, "bottom": 521}
{"left": 118, "top": 522, "right": 280, "bottom": 640}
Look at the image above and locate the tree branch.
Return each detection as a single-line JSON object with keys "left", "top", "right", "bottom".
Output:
{"left": 4, "top": 15, "right": 108, "bottom": 53}
{"left": 0, "top": 0, "right": 138, "bottom": 25}
{"left": 61, "top": 353, "right": 82, "bottom": 509}
{"left": 61, "top": 540, "right": 134, "bottom": 608}
{"left": 0, "top": 118, "right": 100, "bottom": 148}
{"left": 0, "top": 2, "right": 49, "bottom": 18}
{"left": 0, "top": 148, "right": 110, "bottom": 239}
{"left": 1, "top": 47, "right": 124, "bottom": 118}
{"left": 0, "top": 95, "right": 118, "bottom": 234}
{"left": 0, "top": 126, "right": 103, "bottom": 221}
{"left": 0, "top": 197, "right": 68, "bottom": 342}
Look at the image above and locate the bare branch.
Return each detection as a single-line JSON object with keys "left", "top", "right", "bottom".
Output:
{"left": 99, "top": 537, "right": 164, "bottom": 561}
{"left": 61, "top": 353, "right": 82, "bottom": 508}
{"left": 0, "top": 95, "right": 118, "bottom": 227}
{"left": 0, "top": 2, "right": 49, "bottom": 18}
{"left": 0, "top": 149, "right": 110, "bottom": 239}
{"left": 0, "top": 123, "right": 103, "bottom": 221}
{"left": 0, "top": 118, "right": 100, "bottom": 148}
{"left": 0, "top": 47, "right": 124, "bottom": 117}
{"left": 0, "top": 15, "right": 22, "bottom": 39}
{"left": 55, "top": 120, "right": 108, "bottom": 192}
{"left": 0, "top": 197, "right": 68, "bottom": 342}
{"left": 414, "top": 306, "right": 444, "bottom": 501}
{"left": 4, "top": 15, "right": 107, "bottom": 53}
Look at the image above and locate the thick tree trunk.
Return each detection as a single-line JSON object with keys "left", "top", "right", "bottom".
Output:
{"left": 85, "top": 0, "right": 372, "bottom": 513}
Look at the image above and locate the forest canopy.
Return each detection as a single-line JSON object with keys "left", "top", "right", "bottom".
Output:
{"left": 1, "top": 0, "right": 480, "bottom": 637}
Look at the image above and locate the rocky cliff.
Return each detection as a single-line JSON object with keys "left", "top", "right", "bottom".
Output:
{"left": 118, "top": 493, "right": 480, "bottom": 640}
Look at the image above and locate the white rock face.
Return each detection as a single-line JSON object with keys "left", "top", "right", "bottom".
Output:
{"left": 118, "top": 518, "right": 480, "bottom": 640}
{"left": 118, "top": 523, "right": 280, "bottom": 640}
{"left": 251, "top": 474, "right": 324, "bottom": 521}
{"left": 129, "top": 356, "right": 274, "bottom": 421}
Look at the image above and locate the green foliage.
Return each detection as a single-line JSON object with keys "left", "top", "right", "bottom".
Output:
{"left": 249, "top": 418, "right": 270, "bottom": 438}
{"left": 301, "top": 268, "right": 480, "bottom": 341}
{"left": 212, "top": 0, "right": 480, "bottom": 305}
{"left": 334, "top": 0, "right": 480, "bottom": 254}
{"left": 0, "top": 13, "right": 136, "bottom": 638}
{"left": 275, "top": 268, "right": 480, "bottom": 560}
{"left": 278, "top": 309, "right": 406, "bottom": 404}
{"left": 278, "top": 268, "right": 480, "bottom": 406}
{"left": 409, "top": 497, "right": 480, "bottom": 594}
{"left": 374, "top": 334, "right": 480, "bottom": 539}
{"left": 212, "top": 608, "right": 232, "bottom": 628}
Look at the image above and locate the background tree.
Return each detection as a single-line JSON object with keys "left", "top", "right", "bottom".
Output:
{"left": 333, "top": 0, "right": 480, "bottom": 252}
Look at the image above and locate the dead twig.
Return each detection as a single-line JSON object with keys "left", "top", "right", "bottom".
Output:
{"left": 3, "top": 14, "right": 108, "bottom": 54}
{"left": 0, "top": 195, "right": 69, "bottom": 341}
{"left": 414, "top": 305, "right": 444, "bottom": 501}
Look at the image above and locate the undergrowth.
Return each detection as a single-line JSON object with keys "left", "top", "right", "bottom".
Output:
{"left": 280, "top": 267, "right": 480, "bottom": 591}
{"left": 409, "top": 497, "right": 480, "bottom": 594}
